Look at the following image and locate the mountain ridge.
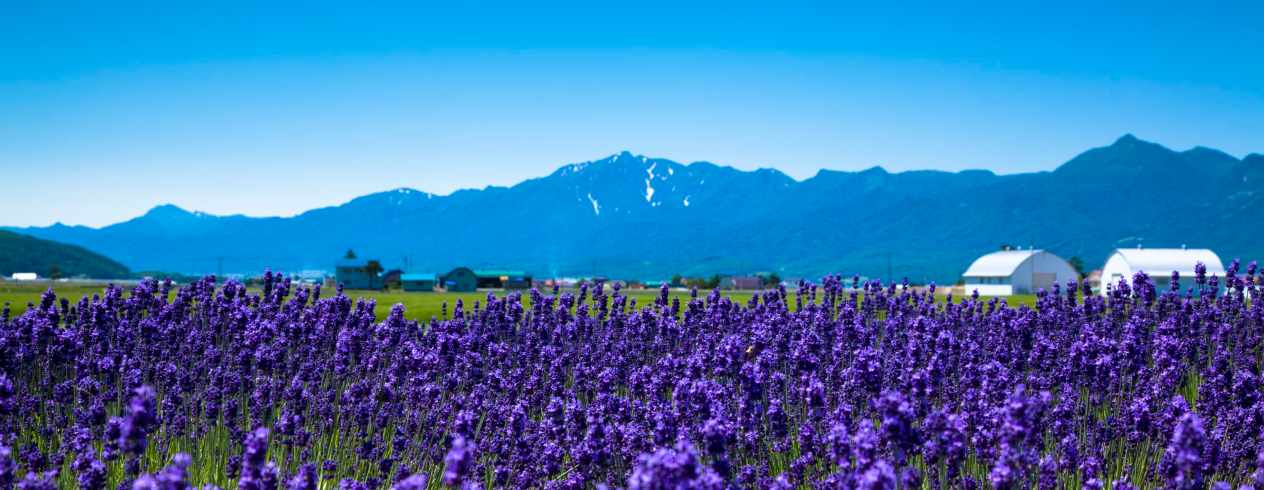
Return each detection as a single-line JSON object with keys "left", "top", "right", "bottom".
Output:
{"left": 6, "top": 136, "right": 1262, "bottom": 283}
{"left": 0, "top": 230, "right": 132, "bottom": 278}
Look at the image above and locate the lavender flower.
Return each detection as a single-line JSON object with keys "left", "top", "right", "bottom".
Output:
{"left": 442, "top": 435, "right": 475, "bottom": 486}
{"left": 388, "top": 475, "right": 427, "bottom": 490}
{"left": 0, "top": 261, "right": 1261, "bottom": 490}
{"left": 1162, "top": 412, "right": 1207, "bottom": 490}
{"left": 0, "top": 446, "right": 16, "bottom": 490}
{"left": 119, "top": 386, "right": 158, "bottom": 456}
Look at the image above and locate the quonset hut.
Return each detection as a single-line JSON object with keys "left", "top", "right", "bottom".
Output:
{"left": 444, "top": 267, "right": 478, "bottom": 292}
{"left": 1099, "top": 248, "right": 1225, "bottom": 296}
{"left": 962, "top": 249, "right": 1079, "bottom": 296}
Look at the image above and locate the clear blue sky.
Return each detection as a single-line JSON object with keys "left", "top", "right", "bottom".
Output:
{"left": 2, "top": 1, "right": 1261, "bottom": 227}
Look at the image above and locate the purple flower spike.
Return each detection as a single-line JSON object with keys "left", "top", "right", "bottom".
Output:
{"left": 442, "top": 435, "right": 476, "bottom": 486}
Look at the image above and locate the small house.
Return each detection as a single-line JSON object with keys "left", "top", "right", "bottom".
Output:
{"left": 444, "top": 267, "right": 478, "bottom": 292}
{"left": 334, "top": 259, "right": 376, "bottom": 290}
{"left": 1086, "top": 270, "right": 1102, "bottom": 290}
{"left": 400, "top": 273, "right": 437, "bottom": 292}
{"left": 962, "top": 249, "right": 1079, "bottom": 296}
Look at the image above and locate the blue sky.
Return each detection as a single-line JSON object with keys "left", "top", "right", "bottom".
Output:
{"left": 2, "top": 1, "right": 1261, "bottom": 227}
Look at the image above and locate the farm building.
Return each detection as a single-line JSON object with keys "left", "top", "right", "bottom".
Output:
{"left": 400, "top": 273, "right": 437, "bottom": 292}
{"left": 444, "top": 267, "right": 478, "bottom": 292}
{"left": 9, "top": 273, "right": 37, "bottom": 281}
{"left": 1087, "top": 270, "right": 1102, "bottom": 290}
{"left": 474, "top": 270, "right": 533, "bottom": 289}
{"left": 721, "top": 276, "right": 762, "bottom": 290}
{"left": 1099, "top": 248, "right": 1225, "bottom": 296}
{"left": 381, "top": 269, "right": 403, "bottom": 286}
{"left": 962, "top": 249, "right": 1079, "bottom": 296}
{"left": 334, "top": 259, "right": 376, "bottom": 290}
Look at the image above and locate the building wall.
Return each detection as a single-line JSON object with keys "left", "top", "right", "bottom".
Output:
{"left": 476, "top": 276, "right": 503, "bottom": 288}
{"left": 402, "top": 280, "right": 434, "bottom": 292}
{"left": 335, "top": 266, "right": 372, "bottom": 290}
{"left": 964, "top": 284, "right": 1014, "bottom": 296}
{"left": 1009, "top": 252, "right": 1079, "bottom": 295}
{"left": 1100, "top": 254, "right": 1131, "bottom": 296}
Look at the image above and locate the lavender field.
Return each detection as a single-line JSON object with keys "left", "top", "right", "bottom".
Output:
{"left": 1, "top": 262, "right": 1262, "bottom": 490}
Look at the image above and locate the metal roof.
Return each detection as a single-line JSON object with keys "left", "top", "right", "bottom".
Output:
{"left": 334, "top": 258, "right": 369, "bottom": 267}
{"left": 963, "top": 250, "right": 1053, "bottom": 277}
{"left": 400, "top": 273, "right": 437, "bottom": 281}
{"left": 1107, "top": 248, "right": 1225, "bottom": 276}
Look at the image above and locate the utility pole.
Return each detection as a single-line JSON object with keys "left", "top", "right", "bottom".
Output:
{"left": 217, "top": 257, "right": 224, "bottom": 283}
{"left": 885, "top": 252, "right": 892, "bottom": 284}
{"left": 592, "top": 260, "right": 596, "bottom": 279}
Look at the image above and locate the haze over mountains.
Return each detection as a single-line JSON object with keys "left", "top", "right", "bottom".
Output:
{"left": 7, "top": 135, "right": 1263, "bottom": 284}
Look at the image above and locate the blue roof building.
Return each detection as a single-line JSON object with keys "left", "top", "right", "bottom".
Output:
{"left": 400, "top": 273, "right": 437, "bottom": 292}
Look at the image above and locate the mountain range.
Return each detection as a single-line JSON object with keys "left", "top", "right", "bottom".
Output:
{"left": 6, "top": 135, "right": 1263, "bottom": 283}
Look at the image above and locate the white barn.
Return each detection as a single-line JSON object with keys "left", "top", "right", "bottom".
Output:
{"left": 962, "top": 249, "right": 1079, "bottom": 296}
{"left": 1099, "top": 248, "right": 1225, "bottom": 296}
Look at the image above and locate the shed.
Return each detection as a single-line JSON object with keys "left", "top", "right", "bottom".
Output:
{"left": 723, "top": 275, "right": 762, "bottom": 290}
{"left": 474, "top": 270, "right": 533, "bottom": 289}
{"left": 1099, "top": 248, "right": 1225, "bottom": 296}
{"left": 400, "top": 273, "right": 437, "bottom": 292}
{"left": 334, "top": 258, "right": 376, "bottom": 290}
{"left": 1086, "top": 270, "right": 1102, "bottom": 290}
{"left": 962, "top": 249, "right": 1079, "bottom": 296}
{"left": 444, "top": 267, "right": 478, "bottom": 292}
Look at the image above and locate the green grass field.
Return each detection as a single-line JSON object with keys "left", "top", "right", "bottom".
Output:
{"left": 1, "top": 281, "right": 1040, "bottom": 322}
